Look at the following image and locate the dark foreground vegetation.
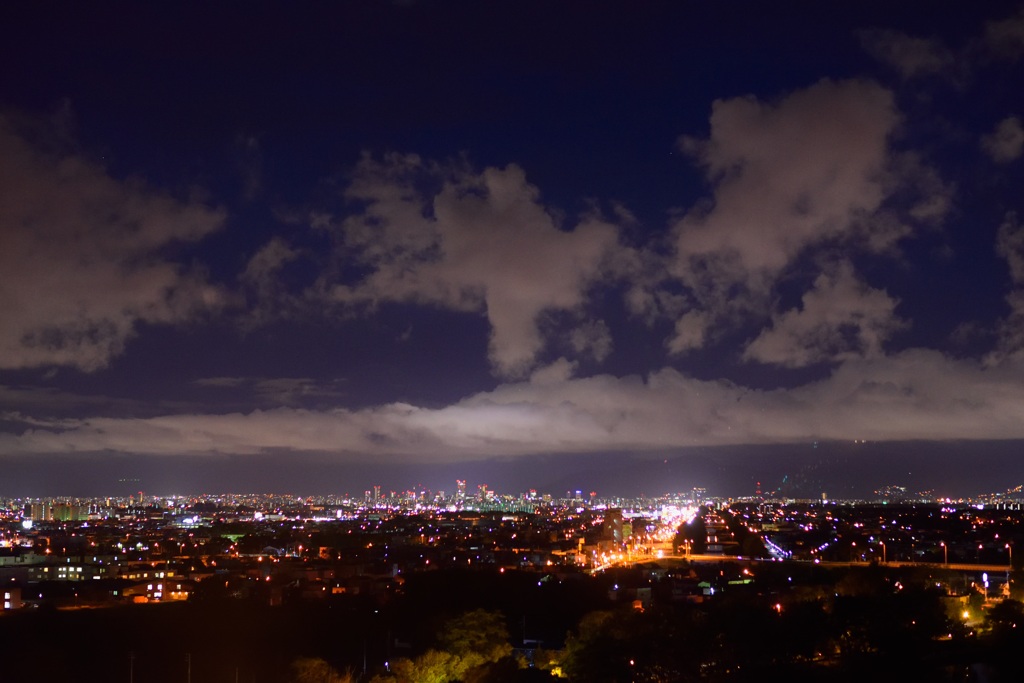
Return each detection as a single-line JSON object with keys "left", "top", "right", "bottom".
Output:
{"left": 3, "top": 562, "right": 1024, "bottom": 682}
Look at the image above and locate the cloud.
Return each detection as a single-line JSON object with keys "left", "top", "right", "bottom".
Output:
{"left": 675, "top": 79, "right": 899, "bottom": 287}
{"left": 985, "top": 8, "right": 1024, "bottom": 59}
{"left": 529, "top": 357, "right": 577, "bottom": 385}
{"left": 194, "top": 377, "right": 248, "bottom": 388}
{"left": 667, "top": 78, "right": 947, "bottom": 353}
{"left": 997, "top": 212, "right": 1024, "bottom": 283}
{"left": 194, "top": 376, "right": 347, "bottom": 407}
{"left": 860, "top": 28, "right": 954, "bottom": 79}
{"left": 321, "top": 154, "right": 620, "bottom": 377}
{"left": 743, "top": 261, "right": 905, "bottom": 367}
{"left": 997, "top": 291, "right": 1024, "bottom": 360}
{"left": 994, "top": 213, "right": 1024, "bottom": 360}
{"left": 243, "top": 237, "right": 298, "bottom": 288}
{"left": 0, "top": 385, "right": 141, "bottom": 421}
{"left": 612, "top": 246, "right": 684, "bottom": 324}
{"left": 569, "top": 319, "right": 613, "bottom": 363}
{"left": 241, "top": 237, "right": 301, "bottom": 324}
{"left": 666, "top": 311, "right": 709, "bottom": 355}
{"left": 6, "top": 351, "right": 1024, "bottom": 459}
{"left": 0, "top": 115, "right": 226, "bottom": 372}
{"left": 982, "top": 116, "right": 1024, "bottom": 163}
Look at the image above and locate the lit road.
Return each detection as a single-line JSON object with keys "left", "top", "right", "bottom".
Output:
{"left": 591, "top": 552, "right": 1013, "bottom": 574}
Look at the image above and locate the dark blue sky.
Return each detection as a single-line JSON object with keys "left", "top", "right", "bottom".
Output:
{"left": 2, "top": 1, "right": 1024, "bottom": 497}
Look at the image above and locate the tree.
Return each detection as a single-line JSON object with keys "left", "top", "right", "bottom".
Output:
{"left": 391, "top": 650, "right": 464, "bottom": 683}
{"left": 371, "top": 611, "right": 513, "bottom": 683}
{"left": 437, "top": 608, "right": 513, "bottom": 671}
{"left": 989, "top": 599, "right": 1024, "bottom": 632}
{"left": 560, "top": 607, "right": 707, "bottom": 682}
{"left": 288, "top": 657, "right": 353, "bottom": 683}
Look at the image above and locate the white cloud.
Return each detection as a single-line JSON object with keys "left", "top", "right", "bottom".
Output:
{"left": 241, "top": 237, "right": 301, "bottom": 325}
{"left": 678, "top": 79, "right": 898, "bottom": 271}
{"left": 243, "top": 237, "right": 298, "bottom": 288}
{"left": 0, "top": 115, "right": 226, "bottom": 371}
{"left": 996, "top": 290, "right": 1024, "bottom": 361}
{"left": 529, "top": 357, "right": 577, "bottom": 385}
{"left": 668, "top": 79, "right": 947, "bottom": 352}
{"left": 860, "top": 28, "right": 954, "bottom": 79}
{"left": 612, "top": 246, "right": 684, "bottom": 324}
{"left": 674, "top": 80, "right": 900, "bottom": 302}
{"left": 666, "top": 311, "right": 709, "bottom": 355}
{"left": 569, "top": 319, "right": 613, "bottom": 363}
{"left": 322, "top": 154, "right": 620, "bottom": 377}
{"left": 982, "top": 116, "right": 1024, "bottom": 163}
{"left": 993, "top": 213, "right": 1024, "bottom": 360}
{"left": 743, "top": 262, "right": 904, "bottom": 367}
{"left": 7, "top": 351, "right": 1024, "bottom": 459}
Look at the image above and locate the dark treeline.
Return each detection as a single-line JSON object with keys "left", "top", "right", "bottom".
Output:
{"left": 4, "top": 563, "right": 1024, "bottom": 682}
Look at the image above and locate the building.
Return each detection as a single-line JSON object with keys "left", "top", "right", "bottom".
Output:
{"left": 3, "top": 587, "right": 22, "bottom": 611}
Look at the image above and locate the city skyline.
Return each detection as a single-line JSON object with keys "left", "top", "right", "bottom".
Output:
{"left": 2, "top": 3, "right": 1024, "bottom": 494}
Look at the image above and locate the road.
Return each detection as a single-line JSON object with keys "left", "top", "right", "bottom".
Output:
{"left": 592, "top": 551, "right": 1013, "bottom": 574}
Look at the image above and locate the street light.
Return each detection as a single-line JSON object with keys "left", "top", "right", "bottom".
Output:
{"left": 940, "top": 541, "right": 948, "bottom": 565}
{"left": 1007, "top": 543, "right": 1013, "bottom": 569}
{"left": 879, "top": 540, "right": 886, "bottom": 564}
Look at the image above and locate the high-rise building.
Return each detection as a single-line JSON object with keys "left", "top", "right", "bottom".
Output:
{"left": 27, "top": 502, "right": 51, "bottom": 521}
{"left": 26, "top": 501, "right": 87, "bottom": 521}
{"left": 603, "top": 509, "right": 624, "bottom": 543}
{"left": 52, "top": 503, "right": 87, "bottom": 521}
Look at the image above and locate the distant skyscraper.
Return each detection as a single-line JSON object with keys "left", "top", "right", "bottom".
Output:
{"left": 456, "top": 480, "right": 466, "bottom": 500}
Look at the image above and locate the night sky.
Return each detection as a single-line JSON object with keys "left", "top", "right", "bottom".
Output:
{"left": 2, "top": 2, "right": 1024, "bottom": 497}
